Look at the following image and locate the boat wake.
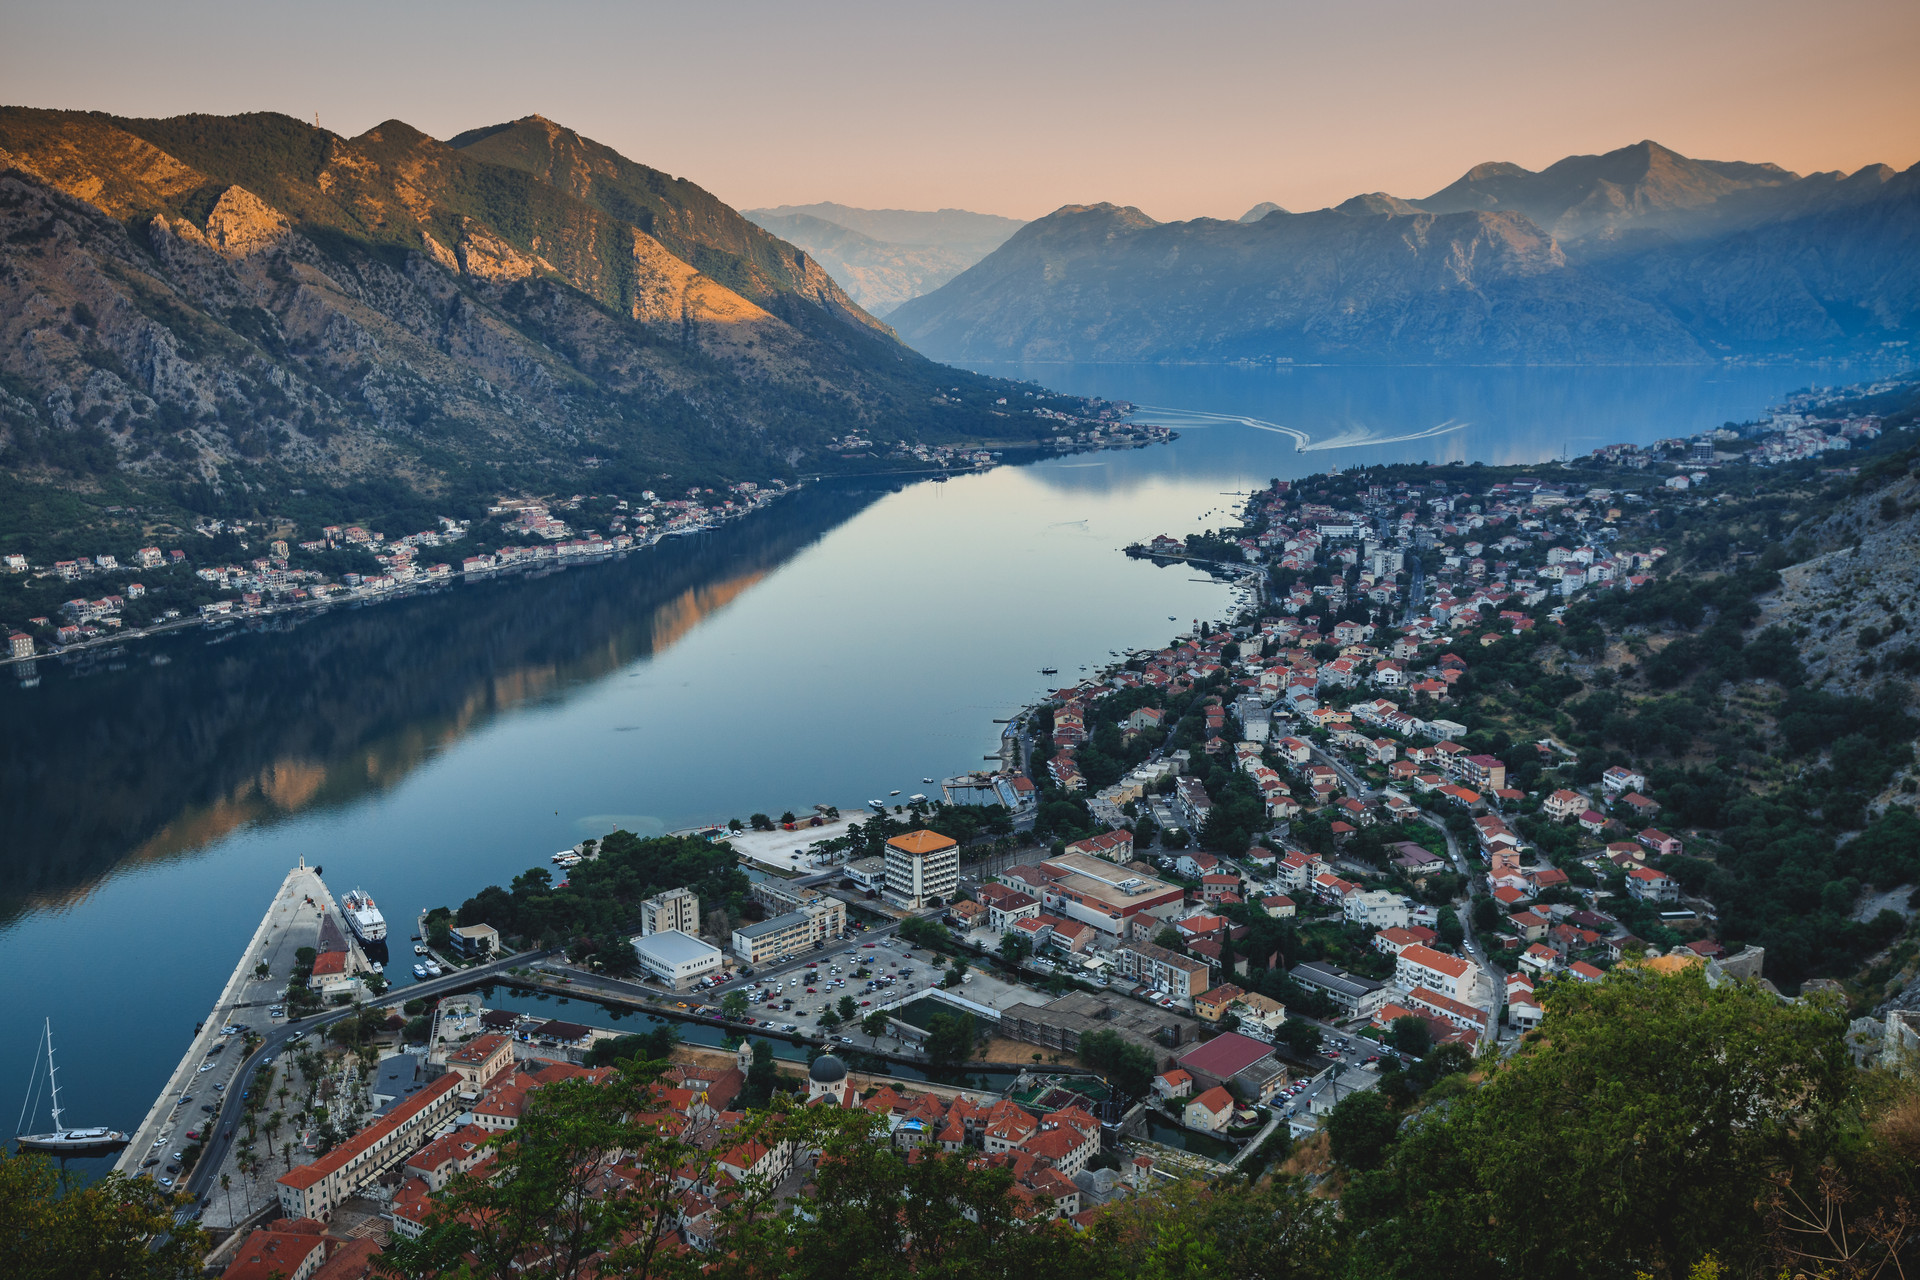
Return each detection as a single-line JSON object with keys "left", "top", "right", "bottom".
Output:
{"left": 1133, "top": 406, "right": 1469, "bottom": 452}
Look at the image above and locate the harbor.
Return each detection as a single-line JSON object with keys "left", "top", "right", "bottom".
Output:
{"left": 111, "top": 862, "right": 373, "bottom": 1183}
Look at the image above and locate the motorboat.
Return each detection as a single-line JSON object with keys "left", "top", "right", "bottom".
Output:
{"left": 14, "top": 1020, "right": 128, "bottom": 1156}
{"left": 413, "top": 963, "right": 429, "bottom": 979}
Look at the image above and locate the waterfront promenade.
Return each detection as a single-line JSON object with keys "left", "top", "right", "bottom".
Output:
{"left": 113, "top": 861, "right": 356, "bottom": 1178}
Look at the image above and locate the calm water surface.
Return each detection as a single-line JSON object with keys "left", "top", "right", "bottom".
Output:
{"left": 0, "top": 360, "right": 1872, "bottom": 1165}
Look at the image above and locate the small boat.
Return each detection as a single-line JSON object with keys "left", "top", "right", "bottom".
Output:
{"left": 921, "top": 777, "right": 933, "bottom": 784}
{"left": 1168, "top": 616, "right": 1177, "bottom": 621}
{"left": 889, "top": 790, "right": 901, "bottom": 796}
{"left": 413, "top": 963, "right": 428, "bottom": 979}
{"left": 414, "top": 944, "right": 428, "bottom": 956}
{"left": 425, "top": 962, "right": 443, "bottom": 977}
{"left": 370, "top": 961, "right": 384, "bottom": 974}
{"left": 1039, "top": 667, "right": 1058, "bottom": 675}
{"left": 14, "top": 1019, "right": 128, "bottom": 1156}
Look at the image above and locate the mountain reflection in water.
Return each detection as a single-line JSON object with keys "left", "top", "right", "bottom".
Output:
{"left": 0, "top": 482, "right": 881, "bottom": 921}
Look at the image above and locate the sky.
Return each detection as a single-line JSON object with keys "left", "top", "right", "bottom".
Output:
{"left": 3, "top": 0, "right": 1916, "bottom": 223}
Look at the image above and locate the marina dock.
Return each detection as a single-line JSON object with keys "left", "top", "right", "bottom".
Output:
{"left": 113, "top": 860, "right": 367, "bottom": 1178}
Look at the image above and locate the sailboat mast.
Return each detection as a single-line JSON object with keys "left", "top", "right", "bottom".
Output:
{"left": 44, "top": 1018, "right": 63, "bottom": 1133}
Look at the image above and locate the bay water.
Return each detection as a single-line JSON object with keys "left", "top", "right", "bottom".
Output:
{"left": 0, "top": 359, "right": 1869, "bottom": 1165}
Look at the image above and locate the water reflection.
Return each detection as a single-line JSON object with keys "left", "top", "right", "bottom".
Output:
{"left": 0, "top": 483, "right": 888, "bottom": 921}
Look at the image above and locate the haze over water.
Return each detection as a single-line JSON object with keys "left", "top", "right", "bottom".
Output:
{"left": 0, "top": 359, "right": 1871, "bottom": 1166}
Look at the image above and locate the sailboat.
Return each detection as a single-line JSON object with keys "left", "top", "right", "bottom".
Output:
{"left": 15, "top": 1019, "right": 128, "bottom": 1155}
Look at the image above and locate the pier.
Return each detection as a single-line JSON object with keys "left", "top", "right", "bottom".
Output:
{"left": 113, "top": 861, "right": 366, "bottom": 1179}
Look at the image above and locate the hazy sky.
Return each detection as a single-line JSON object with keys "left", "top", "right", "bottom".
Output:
{"left": 4, "top": 0, "right": 1915, "bottom": 222}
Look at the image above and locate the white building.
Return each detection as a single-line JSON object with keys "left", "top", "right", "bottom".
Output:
{"left": 883, "top": 830, "right": 960, "bottom": 909}
{"left": 639, "top": 886, "right": 700, "bottom": 937}
{"left": 631, "top": 929, "right": 725, "bottom": 990}
{"left": 1343, "top": 890, "right": 1413, "bottom": 930}
{"left": 1394, "top": 943, "right": 1489, "bottom": 1008}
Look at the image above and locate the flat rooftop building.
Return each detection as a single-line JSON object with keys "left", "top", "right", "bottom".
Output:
{"left": 631, "top": 929, "right": 724, "bottom": 990}
{"left": 1018, "top": 852, "right": 1185, "bottom": 937}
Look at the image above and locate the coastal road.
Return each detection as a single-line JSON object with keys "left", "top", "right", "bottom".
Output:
{"left": 168, "top": 949, "right": 544, "bottom": 1212}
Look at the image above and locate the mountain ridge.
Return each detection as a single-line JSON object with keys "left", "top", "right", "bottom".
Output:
{"left": 889, "top": 140, "right": 1920, "bottom": 365}
{"left": 0, "top": 108, "right": 1073, "bottom": 548}
{"left": 741, "top": 202, "right": 1025, "bottom": 315}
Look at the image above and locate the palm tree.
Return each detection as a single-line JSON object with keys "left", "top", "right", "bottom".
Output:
{"left": 219, "top": 1172, "right": 232, "bottom": 1221}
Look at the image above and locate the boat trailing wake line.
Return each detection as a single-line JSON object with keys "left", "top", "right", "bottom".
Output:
{"left": 1131, "top": 405, "right": 1469, "bottom": 451}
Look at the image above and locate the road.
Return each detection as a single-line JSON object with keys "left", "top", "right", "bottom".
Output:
{"left": 1301, "top": 738, "right": 1504, "bottom": 1024}
{"left": 151, "top": 948, "right": 543, "bottom": 1213}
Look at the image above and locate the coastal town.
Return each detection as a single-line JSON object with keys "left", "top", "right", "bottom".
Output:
{"left": 0, "top": 412, "right": 1172, "bottom": 675}
{"left": 79, "top": 370, "right": 1920, "bottom": 1277}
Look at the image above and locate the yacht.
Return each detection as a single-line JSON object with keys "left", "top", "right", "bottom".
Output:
{"left": 14, "top": 1020, "right": 128, "bottom": 1156}
{"left": 341, "top": 889, "right": 387, "bottom": 944}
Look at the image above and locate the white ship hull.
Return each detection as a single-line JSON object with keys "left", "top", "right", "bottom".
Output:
{"left": 342, "top": 889, "right": 387, "bottom": 943}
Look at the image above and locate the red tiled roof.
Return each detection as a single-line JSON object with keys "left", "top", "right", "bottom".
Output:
{"left": 280, "top": 1073, "right": 460, "bottom": 1190}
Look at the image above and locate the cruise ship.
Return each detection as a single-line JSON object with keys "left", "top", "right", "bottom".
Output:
{"left": 342, "top": 888, "right": 387, "bottom": 944}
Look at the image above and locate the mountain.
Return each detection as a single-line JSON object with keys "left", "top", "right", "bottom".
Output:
{"left": 746, "top": 203, "right": 1024, "bottom": 254}
{"left": 0, "top": 110, "right": 1064, "bottom": 548}
{"left": 1238, "top": 202, "right": 1288, "bottom": 222}
{"left": 743, "top": 204, "right": 1024, "bottom": 315}
{"left": 887, "top": 202, "right": 1703, "bottom": 364}
{"left": 1415, "top": 140, "right": 1802, "bottom": 244}
{"left": 890, "top": 142, "right": 1920, "bottom": 365}
{"left": 739, "top": 212, "right": 980, "bottom": 316}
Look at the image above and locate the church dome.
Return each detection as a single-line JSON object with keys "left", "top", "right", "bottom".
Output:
{"left": 809, "top": 1053, "right": 848, "bottom": 1084}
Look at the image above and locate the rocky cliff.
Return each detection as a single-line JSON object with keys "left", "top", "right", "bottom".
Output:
{"left": 0, "top": 109, "right": 1052, "bottom": 545}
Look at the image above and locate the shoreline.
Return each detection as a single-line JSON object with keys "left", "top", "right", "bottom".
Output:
{"left": 1, "top": 432, "right": 1172, "bottom": 673}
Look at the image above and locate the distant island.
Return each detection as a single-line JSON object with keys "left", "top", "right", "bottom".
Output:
{"left": 887, "top": 140, "right": 1920, "bottom": 365}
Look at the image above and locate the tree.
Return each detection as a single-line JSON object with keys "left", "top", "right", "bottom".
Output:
{"left": 582, "top": 1026, "right": 679, "bottom": 1069}
{"left": 705, "top": 909, "right": 733, "bottom": 942}
{"left": 722, "top": 991, "right": 749, "bottom": 1021}
{"left": 837, "top": 995, "right": 858, "bottom": 1022}
{"left": 1345, "top": 966, "right": 1858, "bottom": 1280}
{"left": 750, "top": 813, "right": 774, "bottom": 831}
{"left": 1436, "top": 904, "right": 1464, "bottom": 948}
{"left": 818, "top": 1009, "right": 841, "bottom": 1032}
{"left": 998, "top": 931, "right": 1033, "bottom": 966}
{"left": 943, "top": 958, "right": 968, "bottom": 989}
{"left": 1279, "top": 1018, "right": 1323, "bottom": 1055}
{"left": 1078, "top": 1029, "right": 1156, "bottom": 1100}
{"left": 923, "top": 1012, "right": 977, "bottom": 1070}
{"left": 1326, "top": 1090, "right": 1400, "bottom": 1172}
{"left": 385, "top": 1063, "right": 739, "bottom": 1280}
{"left": 742, "top": 1040, "right": 780, "bottom": 1109}
{"left": 0, "top": 1149, "right": 209, "bottom": 1279}
{"left": 1387, "top": 1015, "right": 1432, "bottom": 1057}
{"left": 729, "top": 818, "right": 745, "bottom": 832}
{"left": 860, "top": 1010, "right": 890, "bottom": 1041}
